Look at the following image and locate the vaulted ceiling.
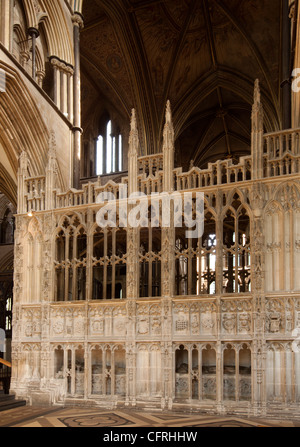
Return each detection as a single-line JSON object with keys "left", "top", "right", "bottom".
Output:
{"left": 81, "top": 0, "right": 283, "bottom": 169}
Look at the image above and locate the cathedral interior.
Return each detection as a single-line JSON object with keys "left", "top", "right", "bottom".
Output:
{"left": 0, "top": 0, "right": 300, "bottom": 418}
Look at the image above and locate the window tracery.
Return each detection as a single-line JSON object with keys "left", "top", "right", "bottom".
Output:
{"left": 54, "top": 217, "right": 87, "bottom": 302}
{"left": 92, "top": 226, "right": 127, "bottom": 300}
{"left": 222, "top": 194, "right": 251, "bottom": 293}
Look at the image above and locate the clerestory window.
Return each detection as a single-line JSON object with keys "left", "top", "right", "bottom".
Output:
{"left": 96, "top": 120, "right": 123, "bottom": 176}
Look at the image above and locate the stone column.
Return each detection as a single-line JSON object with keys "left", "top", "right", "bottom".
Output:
{"left": 126, "top": 109, "right": 139, "bottom": 300}
{"left": 17, "top": 151, "right": 29, "bottom": 214}
{"left": 60, "top": 70, "right": 68, "bottom": 117}
{"left": 111, "top": 349, "right": 115, "bottom": 396}
{"left": 45, "top": 132, "right": 58, "bottom": 210}
{"left": 72, "top": 13, "right": 84, "bottom": 189}
{"left": 215, "top": 191, "right": 223, "bottom": 295}
{"left": 126, "top": 109, "right": 139, "bottom": 406}
{"left": 282, "top": 0, "right": 292, "bottom": 130}
{"left": 0, "top": 0, "right": 13, "bottom": 50}
{"left": 51, "top": 58, "right": 61, "bottom": 109}
{"left": 235, "top": 348, "right": 239, "bottom": 402}
{"left": 161, "top": 101, "right": 175, "bottom": 409}
{"left": 28, "top": 27, "right": 40, "bottom": 81}
{"left": 86, "top": 209, "right": 93, "bottom": 301}
{"left": 163, "top": 101, "right": 174, "bottom": 193}
{"left": 216, "top": 297, "right": 223, "bottom": 412}
{"left": 36, "top": 69, "right": 46, "bottom": 88}
{"left": 216, "top": 341, "right": 223, "bottom": 413}
{"left": 71, "top": 347, "right": 75, "bottom": 396}
{"left": 84, "top": 343, "right": 88, "bottom": 399}
{"left": 66, "top": 67, "right": 74, "bottom": 122}
{"left": 251, "top": 182, "right": 267, "bottom": 415}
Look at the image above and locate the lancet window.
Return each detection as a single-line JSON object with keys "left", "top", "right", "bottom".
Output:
{"left": 96, "top": 120, "right": 123, "bottom": 176}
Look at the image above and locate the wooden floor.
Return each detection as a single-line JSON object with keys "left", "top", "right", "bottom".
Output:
{"left": 0, "top": 405, "right": 300, "bottom": 428}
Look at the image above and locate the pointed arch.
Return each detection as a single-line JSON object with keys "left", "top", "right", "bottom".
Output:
{"left": 173, "top": 68, "right": 280, "bottom": 139}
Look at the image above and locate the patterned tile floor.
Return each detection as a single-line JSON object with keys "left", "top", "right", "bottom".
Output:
{"left": 0, "top": 406, "right": 300, "bottom": 428}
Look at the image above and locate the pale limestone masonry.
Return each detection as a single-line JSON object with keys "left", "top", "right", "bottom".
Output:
{"left": 10, "top": 90, "right": 300, "bottom": 417}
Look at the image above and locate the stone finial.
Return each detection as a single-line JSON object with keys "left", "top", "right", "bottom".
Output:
{"left": 163, "top": 101, "right": 175, "bottom": 191}
{"left": 254, "top": 79, "right": 261, "bottom": 105}
{"left": 48, "top": 131, "right": 57, "bottom": 156}
{"left": 165, "top": 100, "right": 172, "bottom": 125}
{"left": 252, "top": 79, "right": 264, "bottom": 180}
{"left": 163, "top": 100, "right": 174, "bottom": 148}
{"left": 19, "top": 150, "right": 29, "bottom": 172}
{"left": 128, "top": 109, "right": 139, "bottom": 193}
{"left": 46, "top": 131, "right": 58, "bottom": 181}
{"left": 129, "top": 108, "right": 139, "bottom": 156}
{"left": 130, "top": 108, "right": 137, "bottom": 133}
{"left": 252, "top": 79, "right": 264, "bottom": 133}
{"left": 47, "top": 131, "right": 57, "bottom": 170}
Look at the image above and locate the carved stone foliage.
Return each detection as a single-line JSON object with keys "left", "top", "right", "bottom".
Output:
{"left": 250, "top": 182, "right": 266, "bottom": 213}
{"left": 275, "top": 183, "right": 300, "bottom": 212}
{"left": 14, "top": 243, "right": 24, "bottom": 300}
{"left": 42, "top": 239, "right": 52, "bottom": 302}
